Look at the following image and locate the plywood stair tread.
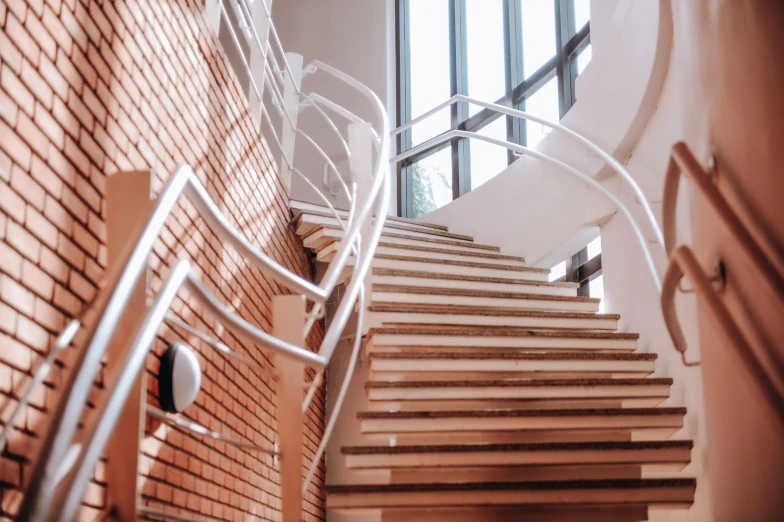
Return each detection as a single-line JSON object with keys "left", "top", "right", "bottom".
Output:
{"left": 372, "top": 254, "right": 548, "bottom": 272}
{"left": 328, "top": 478, "right": 695, "bottom": 493}
{"left": 341, "top": 439, "right": 693, "bottom": 455}
{"left": 366, "top": 377, "right": 673, "bottom": 389}
{"left": 373, "top": 268, "right": 578, "bottom": 286}
{"left": 293, "top": 210, "right": 475, "bottom": 241}
{"left": 375, "top": 284, "right": 599, "bottom": 302}
{"left": 307, "top": 227, "right": 502, "bottom": 251}
{"left": 370, "top": 351, "right": 658, "bottom": 361}
{"left": 374, "top": 243, "right": 526, "bottom": 261}
{"left": 289, "top": 200, "right": 451, "bottom": 230}
{"left": 370, "top": 303, "right": 621, "bottom": 320}
{"left": 358, "top": 407, "right": 686, "bottom": 420}
{"left": 369, "top": 326, "right": 638, "bottom": 339}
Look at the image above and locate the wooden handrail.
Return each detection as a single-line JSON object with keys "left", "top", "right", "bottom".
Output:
{"left": 662, "top": 142, "right": 784, "bottom": 429}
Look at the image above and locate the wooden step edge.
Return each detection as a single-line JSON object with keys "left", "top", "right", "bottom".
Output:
{"left": 306, "top": 226, "right": 501, "bottom": 252}
{"left": 357, "top": 407, "right": 688, "bottom": 420}
{"left": 368, "top": 351, "right": 659, "bottom": 361}
{"left": 326, "top": 478, "right": 696, "bottom": 494}
{"left": 289, "top": 200, "right": 450, "bottom": 231}
{"left": 365, "top": 378, "right": 674, "bottom": 389}
{"left": 373, "top": 254, "right": 549, "bottom": 273}
{"left": 374, "top": 243, "right": 525, "bottom": 262}
{"left": 294, "top": 210, "right": 475, "bottom": 241}
{"left": 373, "top": 285, "right": 599, "bottom": 302}
{"left": 372, "top": 268, "right": 575, "bottom": 286}
{"left": 368, "top": 327, "right": 638, "bottom": 339}
{"left": 369, "top": 304, "right": 621, "bottom": 320}
{"left": 341, "top": 440, "right": 694, "bottom": 455}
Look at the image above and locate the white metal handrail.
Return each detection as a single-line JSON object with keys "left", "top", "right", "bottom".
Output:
{"left": 392, "top": 95, "right": 665, "bottom": 292}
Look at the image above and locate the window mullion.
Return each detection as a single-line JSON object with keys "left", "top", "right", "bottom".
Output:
{"left": 396, "top": 0, "right": 414, "bottom": 217}
{"left": 504, "top": 0, "right": 526, "bottom": 157}
{"left": 449, "top": 0, "right": 471, "bottom": 198}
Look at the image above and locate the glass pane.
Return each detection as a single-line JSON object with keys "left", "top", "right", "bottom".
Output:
{"left": 409, "top": 0, "right": 451, "bottom": 148}
{"left": 574, "top": 0, "right": 591, "bottom": 32}
{"left": 520, "top": 0, "right": 557, "bottom": 78}
{"left": 466, "top": 0, "right": 506, "bottom": 116}
{"left": 410, "top": 147, "right": 453, "bottom": 218}
{"left": 577, "top": 43, "right": 592, "bottom": 75}
{"left": 589, "top": 274, "right": 605, "bottom": 313}
{"left": 586, "top": 235, "right": 601, "bottom": 260}
{"left": 524, "top": 76, "right": 559, "bottom": 148}
{"left": 470, "top": 118, "right": 508, "bottom": 189}
{"left": 549, "top": 260, "right": 566, "bottom": 282}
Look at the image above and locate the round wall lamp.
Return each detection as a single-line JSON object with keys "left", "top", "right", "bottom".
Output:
{"left": 158, "top": 342, "right": 202, "bottom": 413}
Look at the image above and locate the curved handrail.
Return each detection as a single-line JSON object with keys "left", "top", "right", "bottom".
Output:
{"left": 394, "top": 94, "right": 664, "bottom": 249}
{"left": 392, "top": 129, "right": 662, "bottom": 292}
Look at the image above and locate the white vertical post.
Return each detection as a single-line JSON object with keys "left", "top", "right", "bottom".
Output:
{"left": 279, "top": 52, "right": 303, "bottom": 193}
{"left": 348, "top": 122, "right": 375, "bottom": 334}
{"left": 204, "top": 0, "right": 221, "bottom": 35}
{"left": 105, "top": 171, "right": 152, "bottom": 521}
{"left": 248, "top": 0, "right": 273, "bottom": 129}
{"left": 274, "top": 295, "right": 306, "bottom": 521}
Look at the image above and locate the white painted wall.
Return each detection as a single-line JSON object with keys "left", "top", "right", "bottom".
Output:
{"left": 272, "top": 0, "right": 396, "bottom": 209}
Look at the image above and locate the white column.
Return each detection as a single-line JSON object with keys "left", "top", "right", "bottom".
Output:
{"left": 248, "top": 0, "right": 273, "bottom": 129}
{"left": 279, "top": 52, "right": 303, "bottom": 193}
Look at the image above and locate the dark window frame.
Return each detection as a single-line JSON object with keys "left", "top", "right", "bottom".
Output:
{"left": 396, "top": 0, "right": 591, "bottom": 218}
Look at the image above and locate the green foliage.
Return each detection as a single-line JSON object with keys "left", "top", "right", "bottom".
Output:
{"left": 411, "top": 161, "right": 450, "bottom": 218}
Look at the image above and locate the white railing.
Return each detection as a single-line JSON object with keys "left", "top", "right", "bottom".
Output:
{"left": 2, "top": 1, "right": 389, "bottom": 520}
{"left": 392, "top": 95, "right": 665, "bottom": 292}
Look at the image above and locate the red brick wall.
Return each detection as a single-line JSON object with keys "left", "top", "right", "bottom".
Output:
{"left": 0, "top": 0, "right": 326, "bottom": 520}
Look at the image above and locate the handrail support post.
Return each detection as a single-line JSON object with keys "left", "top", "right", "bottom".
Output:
{"left": 275, "top": 295, "right": 306, "bottom": 521}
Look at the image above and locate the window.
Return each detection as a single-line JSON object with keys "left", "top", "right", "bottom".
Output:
{"left": 396, "top": 0, "right": 591, "bottom": 218}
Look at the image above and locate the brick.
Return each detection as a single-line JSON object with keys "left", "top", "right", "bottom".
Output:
{"left": 0, "top": 2, "right": 6, "bottom": 27}
{"left": 74, "top": 1, "right": 100, "bottom": 47}
{"left": 82, "top": 255, "right": 101, "bottom": 285}
{"left": 0, "top": 331, "right": 32, "bottom": 371}
{"left": 47, "top": 142, "right": 77, "bottom": 187}
{"left": 56, "top": 233, "right": 84, "bottom": 269}
{"left": 66, "top": 88, "right": 93, "bottom": 131}
{"left": 61, "top": 185, "right": 88, "bottom": 223}
{"left": 59, "top": 2, "right": 88, "bottom": 53}
{"left": 1, "top": 274, "right": 34, "bottom": 317}
{"left": 39, "top": 245, "right": 69, "bottom": 284}
{"left": 0, "top": 122, "right": 31, "bottom": 172}
{"left": 26, "top": 0, "right": 45, "bottom": 18}
{"left": 39, "top": 54, "right": 69, "bottom": 101}
{"left": 6, "top": 12, "right": 41, "bottom": 67}
{"left": 68, "top": 270, "right": 95, "bottom": 301}
{"left": 34, "top": 296, "right": 65, "bottom": 331}
{"left": 0, "top": 241, "right": 24, "bottom": 279}
{"left": 21, "top": 259, "right": 55, "bottom": 300}
{"left": 75, "top": 175, "right": 100, "bottom": 213}
{"left": 16, "top": 313, "right": 49, "bottom": 352}
{"left": 92, "top": 124, "right": 116, "bottom": 163}
{"left": 72, "top": 222, "right": 98, "bottom": 257}
{"left": 0, "top": 149, "right": 11, "bottom": 182}
{"left": 0, "top": 182, "right": 26, "bottom": 223}
{"left": 81, "top": 86, "right": 106, "bottom": 125}
{"left": 52, "top": 94, "right": 79, "bottom": 140}
{"left": 104, "top": 115, "right": 128, "bottom": 153}
{"left": 42, "top": 5, "right": 72, "bottom": 55}
{"left": 43, "top": 194, "right": 74, "bottom": 235}
{"left": 20, "top": 60, "right": 53, "bottom": 110}
{"left": 6, "top": 220, "right": 41, "bottom": 263}
{"left": 0, "top": 87, "right": 18, "bottom": 127}
{"left": 64, "top": 136, "right": 89, "bottom": 178}
{"left": 24, "top": 7, "right": 57, "bottom": 61}
{"left": 0, "top": 301, "right": 17, "bottom": 334}
{"left": 53, "top": 282, "right": 80, "bottom": 315}
{"left": 1, "top": 64, "right": 35, "bottom": 117}
{"left": 16, "top": 111, "right": 50, "bottom": 161}
{"left": 34, "top": 103, "right": 65, "bottom": 151}
{"left": 0, "top": 32, "right": 24, "bottom": 77}
{"left": 55, "top": 47, "right": 84, "bottom": 93}
{"left": 25, "top": 205, "right": 59, "bottom": 249}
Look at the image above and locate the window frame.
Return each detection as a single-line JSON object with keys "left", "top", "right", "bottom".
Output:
{"left": 396, "top": 0, "right": 591, "bottom": 218}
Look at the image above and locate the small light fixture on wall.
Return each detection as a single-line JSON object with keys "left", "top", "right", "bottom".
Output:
{"left": 158, "top": 342, "right": 202, "bottom": 414}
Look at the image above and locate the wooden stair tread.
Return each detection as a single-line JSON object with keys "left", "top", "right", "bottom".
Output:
{"left": 369, "top": 327, "right": 638, "bottom": 339}
{"left": 341, "top": 440, "right": 693, "bottom": 455}
{"left": 358, "top": 407, "right": 686, "bottom": 420}
{"left": 371, "top": 254, "right": 548, "bottom": 272}
{"left": 375, "top": 285, "right": 599, "bottom": 302}
{"left": 370, "top": 303, "right": 621, "bottom": 319}
{"left": 327, "top": 478, "right": 696, "bottom": 494}
{"left": 370, "top": 351, "right": 658, "bottom": 361}
{"left": 289, "top": 200, "right": 450, "bottom": 230}
{"left": 366, "top": 378, "right": 673, "bottom": 388}
{"left": 294, "top": 210, "right": 475, "bottom": 241}
{"left": 373, "top": 268, "right": 577, "bottom": 286}
{"left": 307, "top": 227, "right": 501, "bottom": 251}
{"left": 374, "top": 242, "right": 526, "bottom": 261}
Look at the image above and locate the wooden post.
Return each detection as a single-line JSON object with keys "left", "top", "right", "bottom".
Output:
{"left": 274, "top": 295, "right": 306, "bottom": 521}
{"left": 348, "top": 122, "right": 375, "bottom": 335}
{"left": 105, "top": 170, "right": 153, "bottom": 520}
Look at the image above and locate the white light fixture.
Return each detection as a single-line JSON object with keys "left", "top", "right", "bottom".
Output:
{"left": 158, "top": 342, "right": 202, "bottom": 413}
